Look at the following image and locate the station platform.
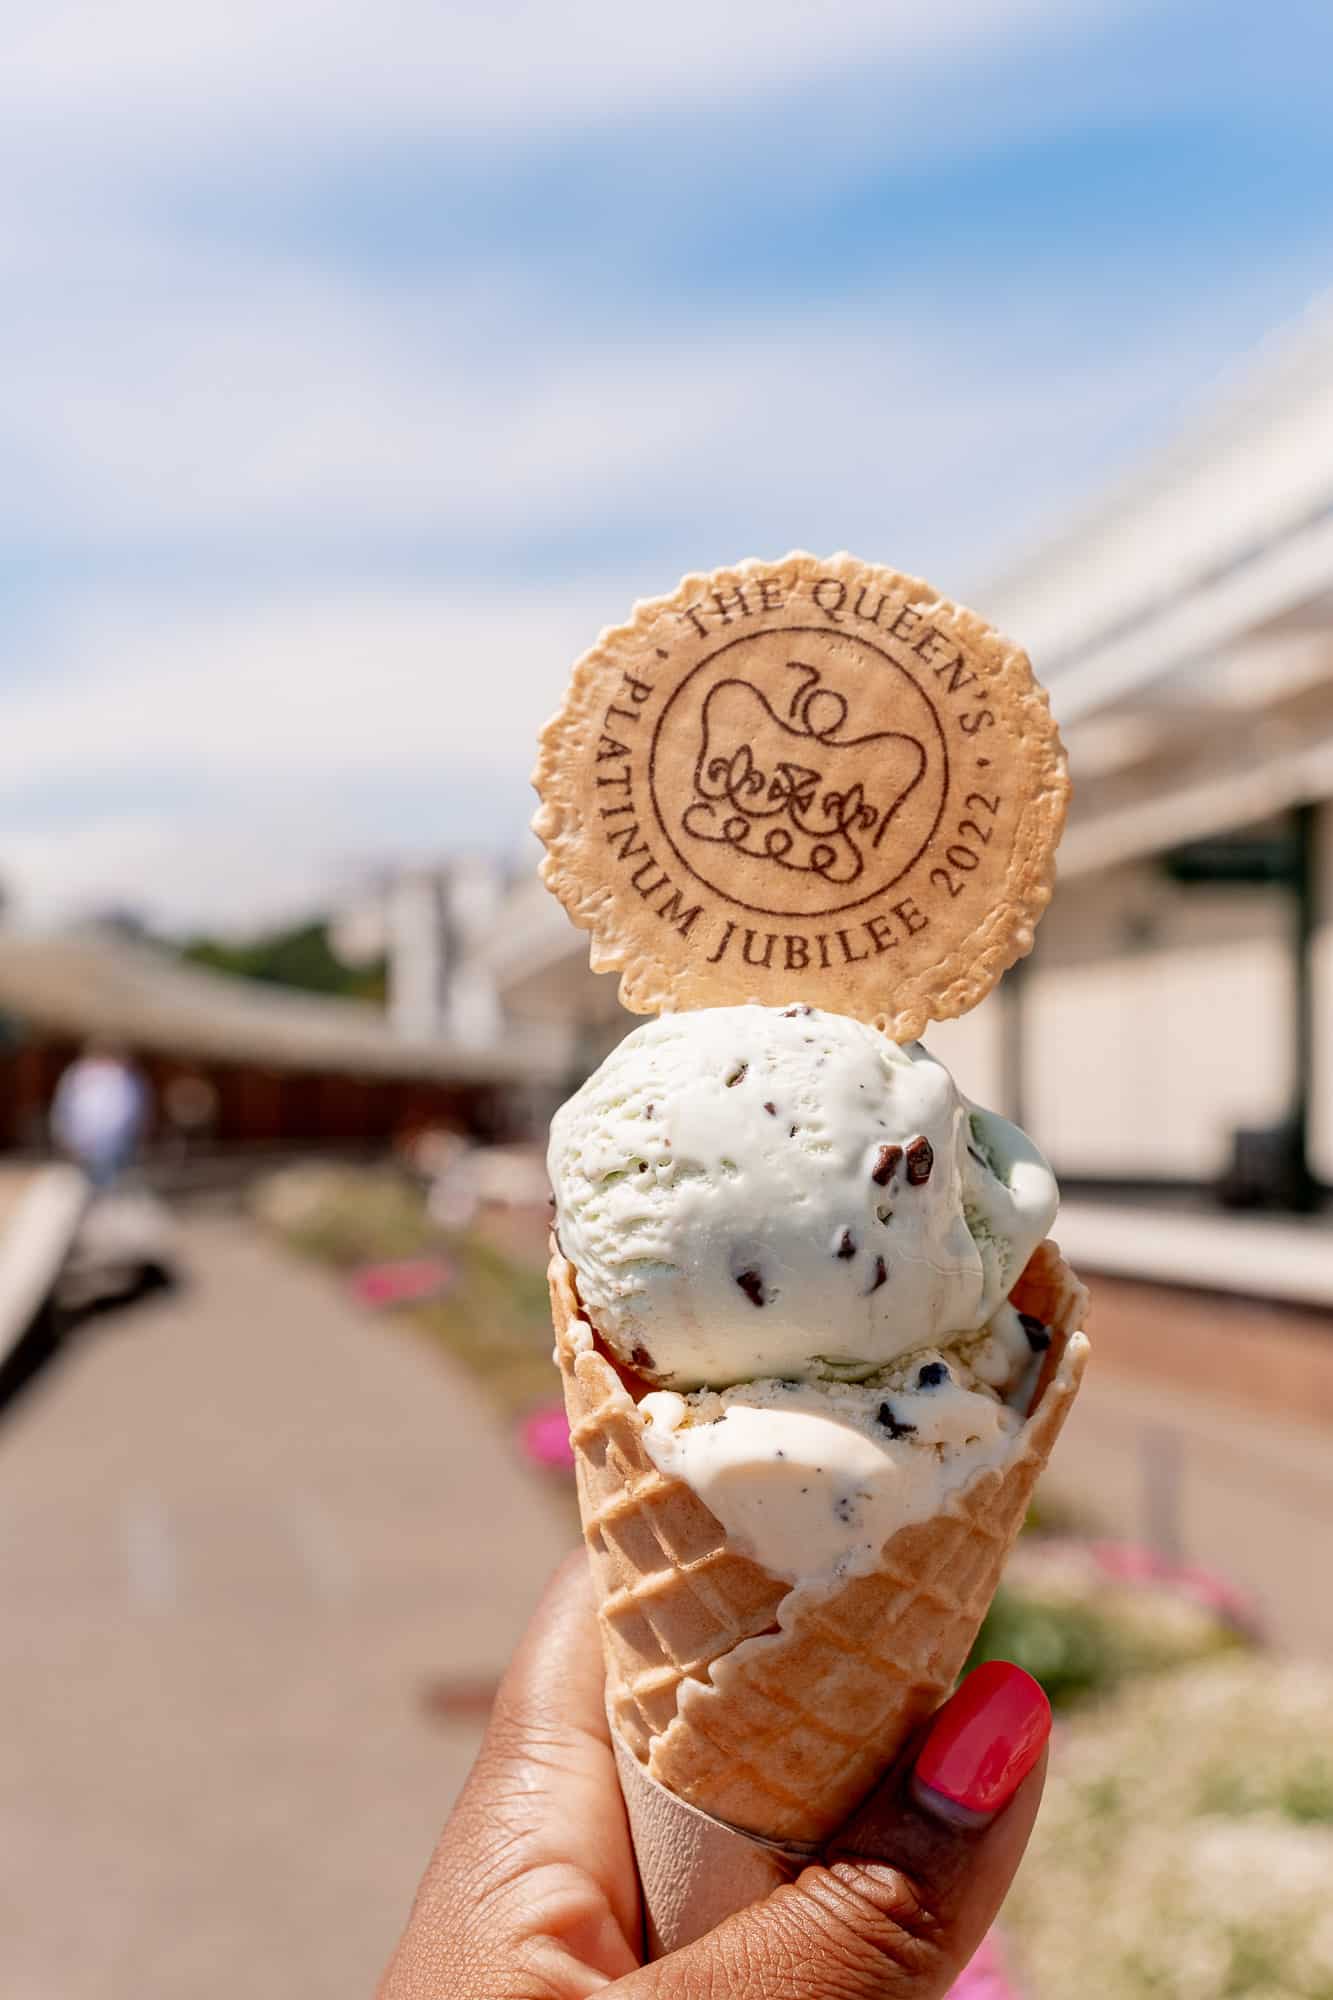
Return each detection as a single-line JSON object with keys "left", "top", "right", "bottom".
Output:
{"left": 1057, "top": 1197, "right": 1333, "bottom": 1310}
{"left": 0, "top": 1164, "right": 88, "bottom": 1359}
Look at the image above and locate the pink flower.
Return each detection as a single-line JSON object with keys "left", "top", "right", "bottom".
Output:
{"left": 347, "top": 1257, "right": 455, "bottom": 1307}
{"left": 519, "top": 1403, "right": 575, "bottom": 1471}
{"left": 948, "top": 1929, "right": 1021, "bottom": 1998}
{"left": 1086, "top": 1540, "right": 1261, "bottom": 1635}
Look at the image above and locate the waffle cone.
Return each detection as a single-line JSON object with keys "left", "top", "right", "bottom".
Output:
{"left": 553, "top": 1239, "right": 1089, "bottom": 1844}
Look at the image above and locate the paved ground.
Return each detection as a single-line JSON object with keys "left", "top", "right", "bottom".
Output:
{"left": 0, "top": 1214, "right": 572, "bottom": 2000}
{"left": 1042, "top": 1271, "right": 1333, "bottom": 1655}
{"left": 1074, "top": 1269, "right": 1333, "bottom": 1429}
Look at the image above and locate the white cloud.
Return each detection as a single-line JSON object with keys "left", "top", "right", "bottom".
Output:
{"left": 2, "top": 0, "right": 1126, "bottom": 153}
{"left": 1, "top": 281, "right": 1235, "bottom": 726}
{"left": 0, "top": 586, "right": 608, "bottom": 792}
{"left": 1, "top": 218, "right": 1228, "bottom": 561}
{"left": 0, "top": 0, "right": 1311, "bottom": 936}
{"left": 0, "top": 808, "right": 381, "bottom": 933}
{"left": 0, "top": 0, "right": 1202, "bottom": 571}
{"left": 7, "top": 244, "right": 775, "bottom": 543}
{"left": 0, "top": 247, "right": 1276, "bottom": 915}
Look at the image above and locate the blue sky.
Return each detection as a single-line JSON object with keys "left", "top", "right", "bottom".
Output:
{"left": 3, "top": 0, "right": 1333, "bottom": 929}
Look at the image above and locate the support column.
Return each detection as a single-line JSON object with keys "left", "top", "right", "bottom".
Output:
{"left": 1290, "top": 801, "right": 1319, "bottom": 1209}
{"left": 1001, "top": 955, "right": 1027, "bottom": 1134}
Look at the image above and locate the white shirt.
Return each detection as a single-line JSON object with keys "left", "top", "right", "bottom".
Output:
{"left": 51, "top": 1058, "right": 147, "bottom": 1163}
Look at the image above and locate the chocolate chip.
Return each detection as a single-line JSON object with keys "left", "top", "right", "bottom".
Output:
{"left": 645, "top": 1102, "right": 655, "bottom": 1118}
{"left": 630, "top": 1344, "right": 656, "bottom": 1371}
{"left": 871, "top": 1142, "right": 903, "bottom": 1187}
{"left": 835, "top": 1228, "right": 856, "bottom": 1260}
{"left": 764, "top": 1101, "right": 777, "bottom": 1115}
{"left": 736, "top": 1269, "right": 766, "bottom": 1307}
{"left": 725, "top": 1062, "right": 747, "bottom": 1087}
{"left": 834, "top": 1495, "right": 856, "bottom": 1521}
{"left": 876, "top": 1401, "right": 917, "bottom": 1440}
{"left": 781, "top": 1003, "right": 812, "bottom": 1017}
{"left": 917, "top": 1361, "right": 949, "bottom": 1389}
{"left": 1019, "top": 1312, "right": 1052, "bottom": 1352}
{"left": 867, "top": 1255, "right": 888, "bottom": 1294}
{"left": 905, "top": 1136, "right": 934, "bottom": 1185}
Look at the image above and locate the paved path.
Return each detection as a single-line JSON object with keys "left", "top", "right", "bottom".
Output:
{"left": 0, "top": 1215, "right": 572, "bottom": 2000}
{"left": 1043, "top": 1274, "right": 1333, "bottom": 1656}
{"left": 1073, "top": 1269, "right": 1333, "bottom": 1431}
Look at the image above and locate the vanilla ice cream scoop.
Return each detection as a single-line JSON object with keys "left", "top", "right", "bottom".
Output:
{"left": 548, "top": 1004, "right": 1057, "bottom": 1390}
{"left": 636, "top": 1306, "right": 1046, "bottom": 1583}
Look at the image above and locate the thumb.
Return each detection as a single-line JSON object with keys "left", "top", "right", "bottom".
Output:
{"left": 617, "top": 1661, "right": 1050, "bottom": 1999}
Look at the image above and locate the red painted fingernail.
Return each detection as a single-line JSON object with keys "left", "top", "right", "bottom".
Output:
{"left": 911, "top": 1661, "right": 1050, "bottom": 1827}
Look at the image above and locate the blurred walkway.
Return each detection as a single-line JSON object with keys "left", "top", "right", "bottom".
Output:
{"left": 0, "top": 1214, "right": 572, "bottom": 2000}
{"left": 1046, "top": 1274, "right": 1333, "bottom": 1656}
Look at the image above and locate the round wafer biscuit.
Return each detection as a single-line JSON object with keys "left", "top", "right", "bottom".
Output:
{"left": 533, "top": 552, "right": 1068, "bottom": 1039}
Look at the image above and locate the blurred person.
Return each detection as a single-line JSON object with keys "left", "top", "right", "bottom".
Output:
{"left": 163, "top": 1071, "right": 219, "bottom": 1162}
{"left": 50, "top": 1043, "right": 151, "bottom": 1190}
{"left": 379, "top": 1554, "right": 1049, "bottom": 1998}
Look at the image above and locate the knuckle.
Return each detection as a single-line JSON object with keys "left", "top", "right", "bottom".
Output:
{"left": 798, "top": 1861, "right": 952, "bottom": 1990}
{"left": 729, "top": 1894, "right": 827, "bottom": 1993}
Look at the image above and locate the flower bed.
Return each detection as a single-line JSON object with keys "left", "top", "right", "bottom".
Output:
{"left": 970, "top": 1537, "right": 1256, "bottom": 1709}
{"left": 1006, "top": 1656, "right": 1333, "bottom": 1998}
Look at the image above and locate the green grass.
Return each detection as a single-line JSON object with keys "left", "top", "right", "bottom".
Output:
{"left": 409, "top": 1232, "right": 556, "bottom": 1422}
{"left": 253, "top": 1164, "right": 561, "bottom": 1426}
{"left": 275, "top": 1169, "right": 437, "bottom": 1267}
{"left": 969, "top": 1560, "right": 1247, "bottom": 1711}
{"left": 968, "top": 1589, "right": 1118, "bottom": 1708}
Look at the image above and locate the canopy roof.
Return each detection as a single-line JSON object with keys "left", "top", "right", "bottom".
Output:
{"left": 980, "top": 294, "right": 1333, "bottom": 868}
{"left": 0, "top": 927, "right": 554, "bottom": 1084}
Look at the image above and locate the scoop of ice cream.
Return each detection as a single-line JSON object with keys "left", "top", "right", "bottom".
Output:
{"left": 637, "top": 1307, "right": 1042, "bottom": 1583}
{"left": 548, "top": 1004, "right": 1057, "bottom": 1390}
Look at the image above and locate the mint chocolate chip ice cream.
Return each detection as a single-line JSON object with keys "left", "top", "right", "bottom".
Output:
{"left": 548, "top": 1003, "right": 1056, "bottom": 1390}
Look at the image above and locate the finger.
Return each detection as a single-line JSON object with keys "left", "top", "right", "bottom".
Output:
{"left": 379, "top": 1552, "right": 639, "bottom": 1999}
{"left": 454, "top": 1550, "right": 641, "bottom": 1969}
{"left": 614, "top": 1661, "right": 1050, "bottom": 2000}
{"left": 827, "top": 1658, "right": 1051, "bottom": 1950}
{"left": 485, "top": 1544, "right": 616, "bottom": 1761}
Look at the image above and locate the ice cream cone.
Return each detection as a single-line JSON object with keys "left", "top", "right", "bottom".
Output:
{"left": 552, "top": 1239, "right": 1088, "bottom": 1845}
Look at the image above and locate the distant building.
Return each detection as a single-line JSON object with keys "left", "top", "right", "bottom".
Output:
{"left": 945, "top": 293, "right": 1333, "bottom": 1201}
{"left": 474, "top": 876, "right": 636, "bottom": 1082}
{"left": 0, "top": 924, "right": 561, "bottom": 1155}
{"left": 332, "top": 856, "right": 543, "bottom": 1051}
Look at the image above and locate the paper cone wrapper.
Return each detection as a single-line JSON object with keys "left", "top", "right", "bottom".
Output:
{"left": 553, "top": 1237, "right": 1088, "bottom": 1904}
{"left": 611, "top": 1727, "right": 801, "bottom": 1954}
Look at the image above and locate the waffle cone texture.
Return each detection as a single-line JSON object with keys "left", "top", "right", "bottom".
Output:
{"left": 552, "top": 1239, "right": 1089, "bottom": 1844}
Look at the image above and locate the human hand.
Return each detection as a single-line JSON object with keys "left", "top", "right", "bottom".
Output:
{"left": 379, "top": 1552, "right": 1049, "bottom": 1998}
